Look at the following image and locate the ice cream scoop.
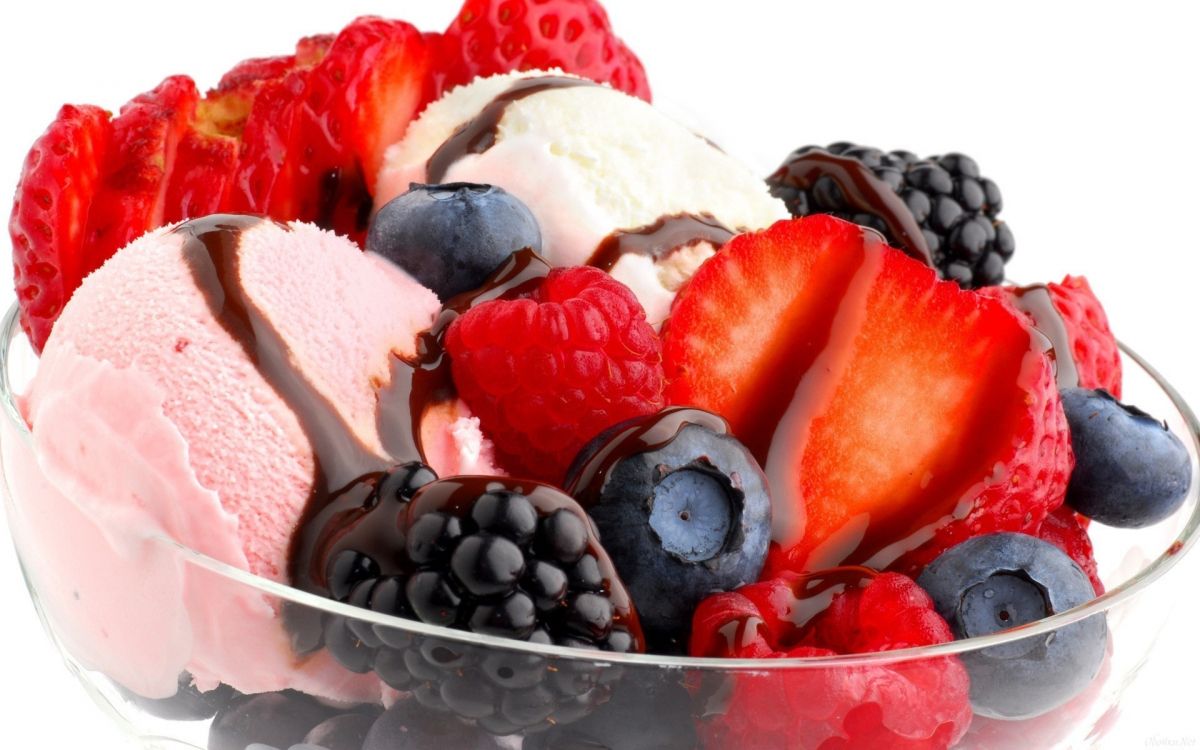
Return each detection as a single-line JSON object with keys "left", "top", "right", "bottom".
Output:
{"left": 13, "top": 217, "right": 490, "bottom": 701}
{"left": 375, "top": 71, "right": 787, "bottom": 325}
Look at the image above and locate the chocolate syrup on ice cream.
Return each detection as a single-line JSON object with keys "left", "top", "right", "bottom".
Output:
{"left": 769, "top": 149, "right": 934, "bottom": 267}
{"left": 587, "top": 213, "right": 735, "bottom": 273}
{"left": 426, "top": 75, "right": 598, "bottom": 183}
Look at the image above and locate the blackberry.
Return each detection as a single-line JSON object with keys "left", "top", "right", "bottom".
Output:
{"left": 766, "top": 142, "right": 1014, "bottom": 288}
{"left": 305, "top": 472, "right": 644, "bottom": 736}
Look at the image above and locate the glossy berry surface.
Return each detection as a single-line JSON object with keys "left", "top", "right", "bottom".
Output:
{"left": 441, "top": 0, "right": 652, "bottom": 101}
{"left": 567, "top": 408, "right": 771, "bottom": 652}
{"left": 368, "top": 183, "right": 542, "bottom": 299}
{"left": 1062, "top": 388, "right": 1192, "bottom": 528}
{"left": 691, "top": 572, "right": 972, "bottom": 750}
{"left": 767, "top": 142, "right": 1014, "bottom": 288}
{"left": 363, "top": 698, "right": 507, "bottom": 750}
{"left": 208, "top": 691, "right": 348, "bottom": 750}
{"left": 447, "top": 265, "right": 666, "bottom": 484}
{"left": 117, "top": 672, "right": 236, "bottom": 721}
{"left": 917, "top": 532, "right": 1107, "bottom": 719}
{"left": 1036, "top": 505, "right": 1104, "bottom": 595}
{"left": 308, "top": 475, "right": 643, "bottom": 734}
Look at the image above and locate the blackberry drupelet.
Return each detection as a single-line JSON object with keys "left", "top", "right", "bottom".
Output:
{"left": 310, "top": 472, "right": 644, "bottom": 736}
{"left": 767, "top": 142, "right": 1014, "bottom": 288}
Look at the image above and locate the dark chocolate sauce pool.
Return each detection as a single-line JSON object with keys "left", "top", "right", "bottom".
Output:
{"left": 1010, "top": 284, "right": 1080, "bottom": 389}
{"left": 769, "top": 149, "right": 933, "bottom": 267}
{"left": 587, "top": 214, "right": 735, "bottom": 273}
{"left": 426, "top": 76, "right": 598, "bottom": 183}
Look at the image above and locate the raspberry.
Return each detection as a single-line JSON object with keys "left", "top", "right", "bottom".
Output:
{"left": 446, "top": 266, "right": 665, "bottom": 484}
{"left": 1036, "top": 505, "right": 1104, "bottom": 595}
{"left": 441, "top": 0, "right": 651, "bottom": 101}
{"left": 691, "top": 573, "right": 973, "bottom": 750}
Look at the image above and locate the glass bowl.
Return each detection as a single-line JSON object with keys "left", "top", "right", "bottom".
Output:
{"left": 1, "top": 300, "right": 1197, "bottom": 750}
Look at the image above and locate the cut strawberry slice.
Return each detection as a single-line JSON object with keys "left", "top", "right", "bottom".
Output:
{"left": 288, "top": 17, "right": 435, "bottom": 243}
{"left": 82, "top": 76, "right": 199, "bottom": 277}
{"left": 9, "top": 104, "right": 111, "bottom": 351}
{"left": 662, "top": 216, "right": 1073, "bottom": 576}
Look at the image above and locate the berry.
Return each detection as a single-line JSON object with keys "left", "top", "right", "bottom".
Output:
{"left": 662, "top": 216, "right": 1073, "bottom": 577}
{"left": 566, "top": 407, "right": 771, "bottom": 652}
{"left": 287, "top": 17, "right": 436, "bottom": 243}
{"left": 116, "top": 672, "right": 237, "bottom": 721}
{"left": 767, "top": 143, "right": 1014, "bottom": 288}
{"left": 691, "top": 572, "right": 972, "bottom": 749}
{"left": 1062, "top": 388, "right": 1192, "bottom": 528}
{"left": 208, "top": 691, "right": 345, "bottom": 750}
{"left": 302, "top": 710, "right": 383, "bottom": 750}
{"left": 447, "top": 265, "right": 666, "bottom": 484}
{"left": 83, "top": 76, "right": 200, "bottom": 276}
{"left": 369, "top": 183, "right": 543, "bottom": 299}
{"left": 441, "top": 0, "right": 651, "bottom": 101}
{"left": 523, "top": 673, "right": 700, "bottom": 750}
{"left": 363, "top": 698, "right": 507, "bottom": 750}
{"left": 308, "top": 474, "right": 644, "bottom": 734}
{"left": 1036, "top": 505, "right": 1103, "bottom": 595}
{"left": 984, "top": 276, "right": 1123, "bottom": 397}
{"left": 9, "top": 103, "right": 111, "bottom": 351}
{"left": 916, "top": 532, "right": 1108, "bottom": 719}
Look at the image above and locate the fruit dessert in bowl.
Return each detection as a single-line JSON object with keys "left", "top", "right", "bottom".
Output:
{"left": 2, "top": 1, "right": 1197, "bottom": 749}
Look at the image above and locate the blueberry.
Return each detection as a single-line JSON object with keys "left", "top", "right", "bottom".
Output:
{"left": 917, "top": 533, "right": 1107, "bottom": 720}
{"left": 208, "top": 691, "right": 340, "bottom": 750}
{"left": 1062, "top": 388, "right": 1192, "bottom": 528}
{"left": 524, "top": 673, "right": 700, "bottom": 750}
{"left": 303, "top": 710, "right": 382, "bottom": 750}
{"left": 116, "top": 671, "right": 236, "bottom": 721}
{"left": 368, "top": 182, "right": 541, "bottom": 299}
{"left": 362, "top": 698, "right": 506, "bottom": 750}
{"left": 567, "top": 408, "right": 771, "bottom": 652}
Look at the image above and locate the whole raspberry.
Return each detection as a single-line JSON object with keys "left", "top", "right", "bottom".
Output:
{"left": 446, "top": 266, "right": 665, "bottom": 484}
{"left": 691, "top": 572, "right": 973, "bottom": 750}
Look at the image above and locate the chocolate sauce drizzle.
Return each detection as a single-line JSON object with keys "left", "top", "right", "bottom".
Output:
{"left": 769, "top": 149, "right": 934, "bottom": 267}
{"left": 1009, "top": 284, "right": 1081, "bottom": 389}
{"left": 426, "top": 76, "right": 599, "bottom": 183}
{"left": 566, "top": 407, "right": 731, "bottom": 507}
{"left": 587, "top": 213, "right": 735, "bottom": 273}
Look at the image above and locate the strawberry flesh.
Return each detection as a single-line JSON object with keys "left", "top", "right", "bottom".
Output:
{"left": 662, "top": 216, "right": 1073, "bottom": 576}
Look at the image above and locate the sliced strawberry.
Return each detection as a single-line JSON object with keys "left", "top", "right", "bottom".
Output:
{"left": 441, "top": 0, "right": 651, "bottom": 101}
{"left": 162, "top": 129, "right": 239, "bottom": 224}
{"left": 216, "top": 54, "right": 297, "bottom": 92}
{"left": 662, "top": 216, "right": 1073, "bottom": 577}
{"left": 287, "top": 17, "right": 435, "bottom": 243}
{"left": 985, "top": 276, "right": 1122, "bottom": 398}
{"left": 9, "top": 104, "right": 111, "bottom": 351}
{"left": 82, "top": 76, "right": 199, "bottom": 277}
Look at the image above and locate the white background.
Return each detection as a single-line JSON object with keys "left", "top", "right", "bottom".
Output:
{"left": 1, "top": 1, "right": 1198, "bottom": 747}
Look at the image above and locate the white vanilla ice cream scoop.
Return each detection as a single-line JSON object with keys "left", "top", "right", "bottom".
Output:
{"left": 375, "top": 71, "right": 787, "bottom": 325}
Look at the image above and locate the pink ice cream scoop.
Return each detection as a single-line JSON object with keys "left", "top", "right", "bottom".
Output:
{"left": 11, "top": 216, "right": 494, "bottom": 702}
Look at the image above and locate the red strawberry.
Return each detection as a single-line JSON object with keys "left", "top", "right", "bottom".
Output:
{"left": 691, "top": 572, "right": 972, "bottom": 749}
{"left": 446, "top": 265, "right": 665, "bottom": 484}
{"left": 1036, "top": 505, "right": 1103, "bottom": 595}
{"left": 9, "top": 105, "right": 111, "bottom": 351}
{"left": 288, "top": 17, "right": 435, "bottom": 243}
{"left": 162, "top": 130, "right": 239, "bottom": 224}
{"left": 82, "top": 76, "right": 199, "bottom": 276}
{"left": 225, "top": 68, "right": 311, "bottom": 218}
{"left": 216, "top": 55, "right": 298, "bottom": 92}
{"left": 984, "top": 276, "right": 1122, "bottom": 398}
{"left": 662, "top": 216, "right": 1073, "bottom": 577}
{"left": 441, "top": 0, "right": 651, "bottom": 101}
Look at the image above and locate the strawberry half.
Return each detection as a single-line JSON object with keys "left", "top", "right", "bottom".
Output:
{"left": 9, "top": 104, "right": 111, "bottom": 351}
{"left": 82, "top": 76, "right": 199, "bottom": 277}
{"left": 441, "top": 0, "right": 651, "bottom": 101}
{"left": 288, "top": 17, "right": 435, "bottom": 243}
{"left": 662, "top": 216, "right": 1073, "bottom": 576}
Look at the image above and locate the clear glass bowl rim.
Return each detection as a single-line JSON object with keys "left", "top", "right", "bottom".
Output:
{"left": 2, "top": 301, "right": 1198, "bottom": 671}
